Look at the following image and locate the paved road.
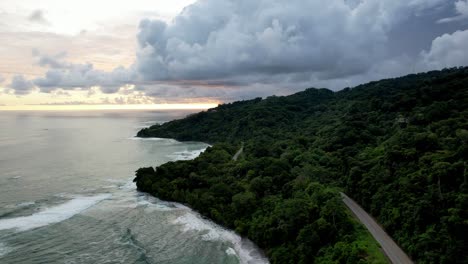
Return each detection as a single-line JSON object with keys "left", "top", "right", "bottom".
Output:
{"left": 232, "top": 143, "right": 244, "bottom": 161}
{"left": 340, "top": 193, "right": 414, "bottom": 264}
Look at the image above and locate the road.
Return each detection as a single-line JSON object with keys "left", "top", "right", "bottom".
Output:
{"left": 232, "top": 142, "right": 244, "bottom": 161}
{"left": 340, "top": 193, "right": 414, "bottom": 264}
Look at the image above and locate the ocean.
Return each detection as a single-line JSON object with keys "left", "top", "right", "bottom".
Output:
{"left": 0, "top": 110, "right": 268, "bottom": 264}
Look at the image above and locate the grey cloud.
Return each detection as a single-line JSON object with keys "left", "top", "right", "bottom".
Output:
{"left": 438, "top": 0, "right": 468, "bottom": 23}
{"left": 30, "top": 52, "right": 138, "bottom": 94}
{"left": 32, "top": 55, "right": 137, "bottom": 94}
{"left": 28, "top": 10, "right": 49, "bottom": 25}
{"left": 135, "top": 0, "right": 447, "bottom": 83}
{"left": 37, "top": 52, "right": 70, "bottom": 69}
{"left": 9, "top": 75, "right": 35, "bottom": 95}
{"left": 0, "top": 75, "right": 4, "bottom": 84}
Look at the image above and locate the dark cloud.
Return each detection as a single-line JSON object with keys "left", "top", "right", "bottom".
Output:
{"left": 135, "top": 0, "right": 449, "bottom": 83}
{"left": 438, "top": 0, "right": 468, "bottom": 23}
{"left": 28, "top": 10, "right": 49, "bottom": 25}
{"left": 9, "top": 75, "right": 35, "bottom": 95}
{"left": 387, "top": 2, "right": 461, "bottom": 56}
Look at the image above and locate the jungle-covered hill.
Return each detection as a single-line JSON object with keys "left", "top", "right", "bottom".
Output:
{"left": 135, "top": 67, "right": 468, "bottom": 264}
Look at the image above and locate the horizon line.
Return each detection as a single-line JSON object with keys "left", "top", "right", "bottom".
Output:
{"left": 0, "top": 103, "right": 219, "bottom": 111}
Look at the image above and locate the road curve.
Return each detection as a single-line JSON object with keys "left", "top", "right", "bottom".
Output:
{"left": 232, "top": 142, "right": 244, "bottom": 161}
{"left": 340, "top": 193, "right": 414, "bottom": 264}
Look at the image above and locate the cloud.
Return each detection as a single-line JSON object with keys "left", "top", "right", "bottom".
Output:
{"left": 9, "top": 75, "right": 35, "bottom": 95}
{"left": 31, "top": 101, "right": 103, "bottom": 106}
{"left": 7, "top": 0, "right": 467, "bottom": 103}
{"left": 36, "top": 51, "right": 69, "bottom": 68}
{"left": 438, "top": 0, "right": 468, "bottom": 23}
{"left": 31, "top": 53, "right": 137, "bottom": 93}
{"left": 420, "top": 29, "right": 468, "bottom": 69}
{"left": 28, "top": 10, "right": 49, "bottom": 25}
{"left": 0, "top": 75, "right": 4, "bottom": 84}
{"left": 135, "top": 0, "right": 446, "bottom": 83}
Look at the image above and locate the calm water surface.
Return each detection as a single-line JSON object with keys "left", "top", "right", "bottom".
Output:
{"left": 0, "top": 110, "right": 268, "bottom": 264}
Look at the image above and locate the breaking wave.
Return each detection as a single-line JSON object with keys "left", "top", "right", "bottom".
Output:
{"left": 173, "top": 211, "right": 269, "bottom": 264}
{"left": 0, "top": 194, "right": 111, "bottom": 232}
{"left": 167, "top": 149, "right": 207, "bottom": 161}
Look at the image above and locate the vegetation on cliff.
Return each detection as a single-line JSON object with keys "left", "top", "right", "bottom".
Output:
{"left": 136, "top": 67, "right": 468, "bottom": 264}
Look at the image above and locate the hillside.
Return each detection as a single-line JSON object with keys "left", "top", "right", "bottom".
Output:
{"left": 135, "top": 67, "right": 468, "bottom": 264}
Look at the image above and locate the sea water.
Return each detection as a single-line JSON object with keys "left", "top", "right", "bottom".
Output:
{"left": 0, "top": 110, "right": 268, "bottom": 264}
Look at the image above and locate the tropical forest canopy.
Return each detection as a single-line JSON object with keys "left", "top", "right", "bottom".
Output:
{"left": 135, "top": 67, "right": 468, "bottom": 264}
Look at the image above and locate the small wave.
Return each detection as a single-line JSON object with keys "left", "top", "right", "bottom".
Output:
{"left": 105, "top": 179, "right": 128, "bottom": 184}
{"left": 118, "top": 229, "right": 151, "bottom": 264}
{"left": 128, "top": 137, "right": 179, "bottom": 144}
{"left": 173, "top": 212, "right": 269, "bottom": 264}
{"left": 167, "top": 149, "right": 207, "bottom": 161}
{"left": 4, "top": 201, "right": 35, "bottom": 209}
{"left": 141, "top": 120, "right": 165, "bottom": 125}
{"left": 102, "top": 185, "right": 118, "bottom": 189}
{"left": 120, "top": 182, "right": 136, "bottom": 191}
{"left": 136, "top": 194, "right": 181, "bottom": 212}
{"left": 0, "top": 242, "right": 13, "bottom": 257}
{"left": 16, "top": 201, "right": 35, "bottom": 207}
{"left": 0, "top": 194, "right": 111, "bottom": 232}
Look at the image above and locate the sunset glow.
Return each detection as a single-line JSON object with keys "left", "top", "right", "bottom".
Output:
{"left": 1, "top": 0, "right": 467, "bottom": 109}
{"left": 0, "top": 103, "right": 219, "bottom": 111}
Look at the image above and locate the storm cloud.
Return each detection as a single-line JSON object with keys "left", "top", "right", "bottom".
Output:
{"left": 135, "top": 0, "right": 449, "bottom": 82}
{"left": 438, "top": 0, "right": 468, "bottom": 23}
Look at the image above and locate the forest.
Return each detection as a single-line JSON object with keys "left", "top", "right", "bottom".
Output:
{"left": 135, "top": 67, "right": 467, "bottom": 264}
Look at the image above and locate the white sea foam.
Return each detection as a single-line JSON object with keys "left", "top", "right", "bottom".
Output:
{"left": 4, "top": 201, "right": 35, "bottom": 209}
{"left": 226, "top": 247, "right": 237, "bottom": 256}
{"left": 141, "top": 120, "right": 165, "bottom": 125}
{"left": 102, "top": 185, "right": 118, "bottom": 189}
{"left": 16, "top": 201, "right": 35, "bottom": 207}
{"left": 106, "top": 179, "right": 127, "bottom": 183}
{"left": 167, "top": 149, "right": 207, "bottom": 161}
{"left": 127, "top": 137, "right": 178, "bottom": 143}
{"left": 0, "top": 194, "right": 111, "bottom": 232}
{"left": 103, "top": 179, "right": 129, "bottom": 190}
{"left": 136, "top": 194, "right": 182, "bottom": 212}
{"left": 173, "top": 212, "right": 269, "bottom": 264}
{"left": 0, "top": 242, "right": 13, "bottom": 257}
{"left": 119, "top": 181, "right": 136, "bottom": 191}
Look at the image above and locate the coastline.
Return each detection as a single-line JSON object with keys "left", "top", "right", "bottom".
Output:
{"left": 133, "top": 136, "right": 269, "bottom": 264}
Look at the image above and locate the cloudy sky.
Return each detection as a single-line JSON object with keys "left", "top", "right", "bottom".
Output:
{"left": 0, "top": 0, "right": 467, "bottom": 110}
